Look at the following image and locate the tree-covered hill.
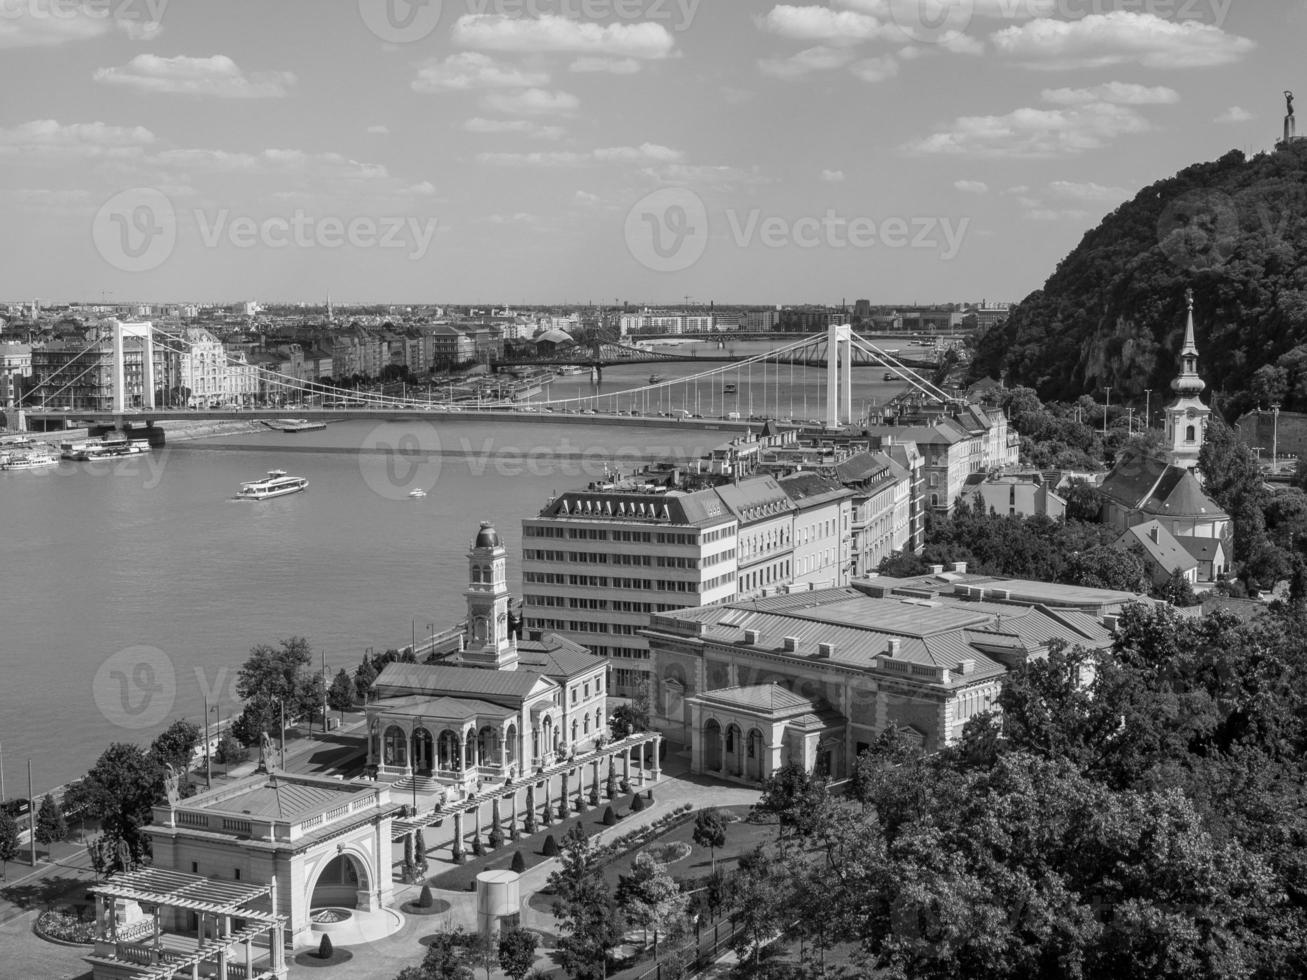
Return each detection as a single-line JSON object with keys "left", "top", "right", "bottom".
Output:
{"left": 971, "top": 140, "right": 1307, "bottom": 416}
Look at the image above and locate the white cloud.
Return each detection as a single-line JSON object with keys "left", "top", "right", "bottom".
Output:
{"left": 574, "top": 190, "right": 601, "bottom": 207}
{"left": 413, "top": 52, "right": 549, "bottom": 92}
{"left": 0, "top": 119, "right": 156, "bottom": 158}
{"left": 1041, "top": 82, "right": 1180, "bottom": 106}
{"left": 955, "top": 180, "right": 989, "bottom": 194}
{"left": 94, "top": 55, "right": 296, "bottom": 99}
{"left": 569, "top": 57, "right": 641, "bottom": 75}
{"left": 938, "top": 32, "right": 985, "bottom": 56}
{"left": 906, "top": 102, "right": 1152, "bottom": 158}
{"left": 482, "top": 88, "right": 580, "bottom": 117}
{"left": 404, "top": 181, "right": 438, "bottom": 197}
{"left": 757, "top": 5, "right": 886, "bottom": 45}
{"left": 1027, "top": 208, "right": 1091, "bottom": 222}
{"left": 759, "top": 46, "right": 855, "bottom": 79}
{"left": 1215, "top": 106, "right": 1253, "bottom": 124}
{"left": 478, "top": 144, "right": 682, "bottom": 167}
{"left": 1047, "top": 180, "right": 1130, "bottom": 202}
{"left": 991, "top": 12, "right": 1255, "bottom": 70}
{"left": 464, "top": 117, "right": 566, "bottom": 140}
{"left": 367, "top": 125, "right": 390, "bottom": 135}
{"left": 821, "top": 169, "right": 846, "bottom": 182}
{"left": 849, "top": 55, "right": 898, "bottom": 83}
{"left": 487, "top": 212, "right": 537, "bottom": 224}
{"left": 453, "top": 14, "right": 675, "bottom": 60}
{"left": 0, "top": 0, "right": 162, "bottom": 48}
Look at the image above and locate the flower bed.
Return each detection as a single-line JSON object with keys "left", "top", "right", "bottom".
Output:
{"left": 35, "top": 910, "right": 96, "bottom": 946}
{"left": 643, "top": 841, "right": 692, "bottom": 865}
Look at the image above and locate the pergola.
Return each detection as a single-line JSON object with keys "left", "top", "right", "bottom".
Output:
{"left": 87, "top": 867, "right": 288, "bottom": 980}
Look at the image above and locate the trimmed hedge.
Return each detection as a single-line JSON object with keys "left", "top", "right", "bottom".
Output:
{"left": 542, "top": 834, "right": 559, "bottom": 857}
{"left": 511, "top": 850, "right": 527, "bottom": 873}
{"left": 317, "top": 935, "right": 334, "bottom": 960}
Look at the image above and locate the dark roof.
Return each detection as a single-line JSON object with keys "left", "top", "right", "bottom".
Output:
{"left": 715, "top": 476, "right": 797, "bottom": 525}
{"left": 1175, "top": 535, "right": 1224, "bottom": 562}
{"left": 516, "top": 634, "right": 605, "bottom": 680}
{"left": 777, "top": 472, "right": 853, "bottom": 508}
{"left": 1115, "top": 521, "right": 1198, "bottom": 574}
{"left": 1098, "top": 453, "right": 1228, "bottom": 520}
{"left": 1097, "top": 453, "right": 1169, "bottom": 509}
{"left": 474, "top": 522, "right": 502, "bottom": 549}
{"left": 538, "top": 487, "right": 733, "bottom": 527}
{"left": 374, "top": 663, "right": 550, "bottom": 702}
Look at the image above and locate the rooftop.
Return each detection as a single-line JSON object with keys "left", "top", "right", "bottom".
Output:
{"left": 375, "top": 662, "right": 553, "bottom": 701}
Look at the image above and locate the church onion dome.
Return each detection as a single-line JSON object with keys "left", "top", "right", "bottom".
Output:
{"left": 474, "top": 521, "right": 502, "bottom": 549}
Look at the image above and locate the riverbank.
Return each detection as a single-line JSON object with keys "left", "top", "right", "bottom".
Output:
{"left": 156, "top": 419, "right": 271, "bottom": 443}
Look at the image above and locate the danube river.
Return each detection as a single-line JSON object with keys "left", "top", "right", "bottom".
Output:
{"left": 0, "top": 361, "right": 912, "bottom": 791}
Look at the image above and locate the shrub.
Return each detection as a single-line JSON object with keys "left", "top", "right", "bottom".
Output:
{"left": 558, "top": 801, "right": 570, "bottom": 820}
{"left": 589, "top": 786, "right": 600, "bottom": 806}
{"left": 511, "top": 850, "right": 526, "bottom": 873}
{"left": 575, "top": 793, "right": 587, "bottom": 813}
{"left": 619, "top": 778, "right": 630, "bottom": 794}
{"left": 524, "top": 812, "right": 538, "bottom": 834}
{"left": 472, "top": 837, "right": 484, "bottom": 857}
{"left": 603, "top": 806, "right": 618, "bottom": 827}
{"left": 36, "top": 910, "right": 96, "bottom": 945}
{"left": 317, "top": 934, "right": 334, "bottom": 960}
{"left": 631, "top": 793, "right": 646, "bottom": 812}
{"left": 419, "top": 885, "right": 434, "bottom": 909}
{"left": 489, "top": 828, "right": 505, "bottom": 849}
{"left": 647, "top": 790, "right": 654, "bottom": 802}
{"left": 542, "top": 834, "right": 559, "bottom": 857}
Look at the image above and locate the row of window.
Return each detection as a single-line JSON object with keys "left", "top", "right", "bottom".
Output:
{"left": 739, "top": 559, "right": 792, "bottom": 594}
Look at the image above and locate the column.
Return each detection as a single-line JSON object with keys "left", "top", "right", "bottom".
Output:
{"left": 244, "top": 940, "right": 253, "bottom": 977}
{"left": 718, "top": 729, "right": 726, "bottom": 774}
{"left": 542, "top": 775, "right": 552, "bottom": 825}
{"left": 825, "top": 321, "right": 839, "bottom": 429}
{"left": 217, "top": 914, "right": 230, "bottom": 980}
{"left": 560, "top": 770, "right": 570, "bottom": 816}
{"left": 841, "top": 330, "right": 852, "bottom": 425}
{"left": 510, "top": 788, "right": 519, "bottom": 840}
{"left": 142, "top": 327, "right": 156, "bottom": 411}
{"left": 623, "top": 752, "right": 631, "bottom": 787}
{"left": 652, "top": 736, "right": 662, "bottom": 782}
{"left": 112, "top": 321, "right": 126, "bottom": 414}
{"left": 452, "top": 812, "right": 465, "bottom": 859}
{"left": 532, "top": 727, "right": 540, "bottom": 766}
{"left": 637, "top": 743, "right": 647, "bottom": 786}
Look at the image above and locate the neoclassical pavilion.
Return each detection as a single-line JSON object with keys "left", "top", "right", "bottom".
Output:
{"left": 687, "top": 684, "right": 845, "bottom": 783}
{"left": 365, "top": 522, "right": 609, "bottom": 797}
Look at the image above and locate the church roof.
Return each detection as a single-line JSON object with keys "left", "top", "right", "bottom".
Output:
{"left": 516, "top": 634, "right": 605, "bottom": 680}
{"left": 473, "top": 522, "right": 503, "bottom": 549}
{"left": 1115, "top": 520, "right": 1199, "bottom": 575}
{"left": 371, "top": 695, "right": 516, "bottom": 722}
{"left": 1097, "top": 453, "right": 1228, "bottom": 520}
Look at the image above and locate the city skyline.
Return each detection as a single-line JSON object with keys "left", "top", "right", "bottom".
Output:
{"left": 0, "top": 1, "right": 1299, "bottom": 305}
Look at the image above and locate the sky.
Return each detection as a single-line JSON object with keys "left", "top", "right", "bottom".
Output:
{"left": 0, "top": 0, "right": 1301, "bottom": 307}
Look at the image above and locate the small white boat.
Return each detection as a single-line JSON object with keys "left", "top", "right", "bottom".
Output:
{"left": 1, "top": 452, "right": 58, "bottom": 471}
{"left": 409, "top": 489, "right": 428, "bottom": 498}
{"left": 236, "top": 470, "right": 309, "bottom": 500}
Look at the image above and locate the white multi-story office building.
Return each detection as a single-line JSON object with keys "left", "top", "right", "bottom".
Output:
{"left": 521, "top": 488, "right": 739, "bottom": 694}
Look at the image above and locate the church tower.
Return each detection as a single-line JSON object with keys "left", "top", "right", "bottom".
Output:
{"left": 461, "top": 521, "right": 518, "bottom": 671}
{"left": 1163, "top": 290, "right": 1211, "bottom": 471}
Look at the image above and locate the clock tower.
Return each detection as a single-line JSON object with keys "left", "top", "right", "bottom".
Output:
{"left": 1163, "top": 290, "right": 1211, "bottom": 472}
{"left": 462, "top": 521, "right": 518, "bottom": 671}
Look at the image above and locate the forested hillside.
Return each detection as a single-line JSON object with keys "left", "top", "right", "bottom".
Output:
{"left": 971, "top": 141, "right": 1307, "bottom": 417}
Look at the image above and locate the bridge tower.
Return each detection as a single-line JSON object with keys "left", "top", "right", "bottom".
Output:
{"left": 110, "top": 320, "right": 156, "bottom": 413}
{"left": 825, "top": 321, "right": 853, "bottom": 429}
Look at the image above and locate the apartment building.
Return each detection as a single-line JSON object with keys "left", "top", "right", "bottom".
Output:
{"left": 521, "top": 488, "right": 740, "bottom": 695}
{"left": 778, "top": 473, "right": 855, "bottom": 590}
{"left": 830, "top": 453, "right": 911, "bottom": 576}
{"left": 716, "top": 477, "right": 798, "bottom": 598}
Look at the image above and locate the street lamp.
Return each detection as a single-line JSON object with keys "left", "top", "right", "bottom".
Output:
{"left": 1144, "top": 390, "right": 1152, "bottom": 431}
{"left": 1103, "top": 388, "right": 1112, "bottom": 437}
{"left": 1272, "top": 403, "right": 1281, "bottom": 472}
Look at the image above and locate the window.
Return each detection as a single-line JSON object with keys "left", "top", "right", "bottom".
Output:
{"left": 1186, "top": 425, "right": 1196, "bottom": 443}
{"left": 234, "top": 868, "right": 241, "bottom": 881}
{"left": 191, "top": 861, "right": 199, "bottom": 874}
{"left": 571, "top": 687, "right": 577, "bottom": 705}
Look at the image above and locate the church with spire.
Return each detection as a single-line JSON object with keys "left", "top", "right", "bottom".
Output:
{"left": 1096, "top": 292, "right": 1232, "bottom": 583}
{"left": 1162, "top": 289, "right": 1211, "bottom": 471}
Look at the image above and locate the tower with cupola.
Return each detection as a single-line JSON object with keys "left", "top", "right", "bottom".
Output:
{"left": 1163, "top": 289, "right": 1211, "bottom": 471}
{"left": 462, "top": 521, "right": 518, "bottom": 671}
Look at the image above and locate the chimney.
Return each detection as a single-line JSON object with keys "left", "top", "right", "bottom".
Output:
{"left": 887, "top": 638, "right": 901, "bottom": 657}
{"left": 1103, "top": 614, "right": 1120, "bottom": 632}
{"left": 952, "top": 561, "right": 967, "bottom": 574}
{"left": 743, "top": 629, "right": 760, "bottom": 645}
{"left": 930, "top": 564, "right": 945, "bottom": 576}
{"left": 783, "top": 636, "right": 799, "bottom": 652}
{"left": 1149, "top": 526, "right": 1159, "bottom": 544}
{"left": 817, "top": 642, "right": 835, "bottom": 659}
{"left": 956, "top": 659, "right": 975, "bottom": 675}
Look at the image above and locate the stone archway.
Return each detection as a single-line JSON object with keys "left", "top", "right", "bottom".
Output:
{"left": 726, "top": 723, "right": 745, "bottom": 776}
{"left": 438, "top": 730, "right": 462, "bottom": 772}
{"left": 382, "top": 726, "right": 407, "bottom": 768}
{"left": 309, "top": 851, "right": 370, "bottom": 912}
{"left": 412, "top": 728, "right": 434, "bottom": 776}
{"left": 746, "top": 728, "right": 765, "bottom": 782}
{"left": 703, "top": 719, "right": 722, "bottom": 772}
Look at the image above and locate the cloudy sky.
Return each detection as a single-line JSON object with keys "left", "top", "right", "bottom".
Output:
{"left": 0, "top": 0, "right": 1297, "bottom": 306}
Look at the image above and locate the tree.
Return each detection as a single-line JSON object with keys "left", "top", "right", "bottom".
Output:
{"left": 468, "top": 930, "right": 499, "bottom": 980}
{"left": 1155, "top": 568, "right": 1199, "bottom": 607}
{"left": 616, "top": 852, "right": 688, "bottom": 946}
{"left": 692, "top": 808, "right": 727, "bottom": 872}
{"left": 353, "top": 657, "right": 378, "bottom": 704}
{"left": 1062, "top": 479, "right": 1103, "bottom": 523}
{"left": 729, "top": 846, "right": 792, "bottom": 973}
{"left": 419, "top": 928, "right": 475, "bottom": 980}
{"left": 150, "top": 719, "right": 201, "bottom": 785}
{"left": 35, "top": 795, "right": 67, "bottom": 850}
{"left": 214, "top": 733, "right": 248, "bottom": 766}
{"left": 548, "top": 824, "right": 623, "bottom": 980}
{"left": 327, "top": 667, "right": 358, "bottom": 723}
{"left": 317, "top": 934, "right": 333, "bottom": 960}
{"left": 0, "top": 810, "right": 18, "bottom": 878}
{"left": 498, "top": 927, "right": 539, "bottom": 980}
{"left": 609, "top": 681, "right": 652, "bottom": 739}
{"left": 1063, "top": 545, "right": 1147, "bottom": 592}
{"left": 231, "top": 638, "right": 325, "bottom": 747}
{"left": 61, "top": 743, "right": 163, "bottom": 870}
{"left": 511, "top": 850, "right": 526, "bottom": 874}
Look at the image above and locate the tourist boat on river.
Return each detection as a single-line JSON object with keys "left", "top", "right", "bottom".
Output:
{"left": 723, "top": 384, "right": 738, "bottom": 394}
{"left": 236, "top": 469, "right": 309, "bottom": 500}
{"left": 1, "top": 449, "right": 59, "bottom": 471}
{"left": 409, "top": 489, "right": 427, "bottom": 499}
